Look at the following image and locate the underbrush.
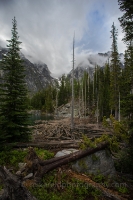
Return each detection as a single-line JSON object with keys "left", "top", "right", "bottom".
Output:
{"left": 0, "top": 146, "right": 131, "bottom": 200}
{"left": 29, "top": 170, "right": 102, "bottom": 200}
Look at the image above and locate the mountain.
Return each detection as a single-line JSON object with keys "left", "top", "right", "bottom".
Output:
{"left": 68, "top": 51, "right": 124, "bottom": 80}
{"left": 0, "top": 47, "right": 55, "bottom": 94}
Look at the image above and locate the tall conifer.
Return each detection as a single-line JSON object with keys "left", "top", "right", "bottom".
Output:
{"left": 0, "top": 17, "right": 30, "bottom": 143}
{"left": 118, "top": 0, "right": 133, "bottom": 44}
{"left": 110, "top": 22, "right": 121, "bottom": 120}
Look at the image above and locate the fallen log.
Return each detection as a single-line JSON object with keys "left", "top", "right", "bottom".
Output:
{"left": 28, "top": 142, "right": 109, "bottom": 181}
{"left": 6, "top": 141, "right": 79, "bottom": 149}
{"left": 0, "top": 142, "right": 110, "bottom": 199}
{"left": 0, "top": 166, "right": 37, "bottom": 200}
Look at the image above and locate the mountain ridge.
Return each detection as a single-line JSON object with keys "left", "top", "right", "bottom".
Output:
{"left": 0, "top": 47, "right": 55, "bottom": 94}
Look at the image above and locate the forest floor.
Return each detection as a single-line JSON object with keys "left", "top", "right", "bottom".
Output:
{"left": 29, "top": 117, "right": 133, "bottom": 200}
{"left": 1, "top": 117, "right": 133, "bottom": 199}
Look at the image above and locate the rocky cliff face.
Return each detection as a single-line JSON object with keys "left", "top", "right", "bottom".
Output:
{"left": 0, "top": 47, "right": 55, "bottom": 94}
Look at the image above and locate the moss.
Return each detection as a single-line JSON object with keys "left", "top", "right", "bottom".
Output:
{"left": 91, "top": 154, "right": 99, "bottom": 162}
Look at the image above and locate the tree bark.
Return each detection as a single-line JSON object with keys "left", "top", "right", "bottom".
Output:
{"left": 33, "top": 142, "right": 109, "bottom": 181}
{"left": 0, "top": 142, "right": 109, "bottom": 199}
{"left": 0, "top": 166, "right": 37, "bottom": 200}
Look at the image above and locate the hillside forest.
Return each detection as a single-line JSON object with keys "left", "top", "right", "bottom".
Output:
{"left": 0, "top": 0, "right": 132, "bottom": 158}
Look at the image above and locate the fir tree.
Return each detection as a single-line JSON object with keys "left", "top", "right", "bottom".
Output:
{"left": 110, "top": 22, "right": 121, "bottom": 120}
{"left": 118, "top": 0, "right": 133, "bottom": 173}
{"left": 118, "top": 0, "right": 133, "bottom": 44}
{"left": 103, "top": 63, "right": 110, "bottom": 118}
{"left": 0, "top": 17, "right": 31, "bottom": 143}
{"left": 121, "top": 44, "right": 133, "bottom": 129}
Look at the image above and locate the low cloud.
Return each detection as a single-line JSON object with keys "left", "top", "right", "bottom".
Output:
{"left": 0, "top": 0, "right": 126, "bottom": 77}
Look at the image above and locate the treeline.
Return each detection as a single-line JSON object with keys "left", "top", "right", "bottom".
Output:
{"left": 30, "top": 0, "right": 133, "bottom": 133}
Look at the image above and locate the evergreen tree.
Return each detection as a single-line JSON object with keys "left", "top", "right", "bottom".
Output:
{"left": 30, "top": 91, "right": 44, "bottom": 110}
{"left": 0, "top": 17, "right": 30, "bottom": 143}
{"left": 88, "top": 74, "right": 93, "bottom": 113}
{"left": 44, "top": 86, "right": 56, "bottom": 113}
{"left": 118, "top": 0, "right": 133, "bottom": 44}
{"left": 121, "top": 44, "right": 133, "bottom": 129}
{"left": 110, "top": 22, "right": 121, "bottom": 120}
{"left": 82, "top": 71, "right": 89, "bottom": 116}
{"left": 103, "top": 63, "right": 110, "bottom": 118}
{"left": 118, "top": 0, "right": 133, "bottom": 129}
{"left": 117, "top": 0, "right": 133, "bottom": 174}
{"left": 58, "top": 74, "right": 71, "bottom": 106}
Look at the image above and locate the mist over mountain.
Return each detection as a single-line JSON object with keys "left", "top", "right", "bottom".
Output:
{"left": 0, "top": 46, "right": 124, "bottom": 94}
{"left": 68, "top": 51, "right": 124, "bottom": 79}
{"left": 0, "top": 47, "right": 55, "bottom": 94}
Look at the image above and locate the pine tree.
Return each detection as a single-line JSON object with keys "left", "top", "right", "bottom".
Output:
{"left": 118, "top": 0, "right": 133, "bottom": 44}
{"left": 110, "top": 22, "right": 121, "bottom": 120}
{"left": 58, "top": 74, "right": 71, "bottom": 106}
{"left": 0, "top": 17, "right": 31, "bottom": 143}
{"left": 117, "top": 0, "right": 133, "bottom": 174}
{"left": 118, "top": 0, "right": 133, "bottom": 128}
{"left": 103, "top": 63, "right": 110, "bottom": 118}
{"left": 121, "top": 44, "right": 133, "bottom": 129}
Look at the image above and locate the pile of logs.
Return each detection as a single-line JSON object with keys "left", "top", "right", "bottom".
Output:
{"left": 33, "top": 121, "right": 79, "bottom": 141}
{"left": 32, "top": 119, "right": 107, "bottom": 142}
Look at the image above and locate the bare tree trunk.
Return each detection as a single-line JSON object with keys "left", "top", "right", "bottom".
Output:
{"left": 33, "top": 142, "right": 109, "bottom": 181}
{"left": 0, "top": 166, "right": 37, "bottom": 200}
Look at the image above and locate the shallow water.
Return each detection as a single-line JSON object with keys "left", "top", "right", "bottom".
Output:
{"left": 29, "top": 114, "right": 54, "bottom": 124}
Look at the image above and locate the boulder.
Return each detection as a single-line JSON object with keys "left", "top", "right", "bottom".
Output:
{"left": 55, "top": 149, "right": 78, "bottom": 157}
{"left": 72, "top": 150, "right": 116, "bottom": 177}
{"left": 55, "top": 149, "right": 116, "bottom": 177}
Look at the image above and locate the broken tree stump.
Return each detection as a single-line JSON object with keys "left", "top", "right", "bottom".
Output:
{"left": 0, "top": 166, "right": 37, "bottom": 200}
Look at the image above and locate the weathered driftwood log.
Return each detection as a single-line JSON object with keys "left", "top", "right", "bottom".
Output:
{"left": 0, "top": 166, "right": 37, "bottom": 200}
{"left": 7, "top": 141, "right": 79, "bottom": 149}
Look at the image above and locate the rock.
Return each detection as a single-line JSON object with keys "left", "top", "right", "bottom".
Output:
{"left": 24, "top": 173, "right": 33, "bottom": 180}
{"left": 18, "top": 163, "right": 27, "bottom": 172}
{"left": 55, "top": 149, "right": 116, "bottom": 177}
{"left": 0, "top": 189, "right": 4, "bottom": 195}
{"left": 72, "top": 150, "right": 116, "bottom": 177}
{"left": 16, "top": 171, "right": 22, "bottom": 175}
{"left": 55, "top": 149, "right": 79, "bottom": 157}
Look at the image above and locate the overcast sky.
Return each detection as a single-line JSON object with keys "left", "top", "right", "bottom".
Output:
{"left": 0, "top": 0, "right": 126, "bottom": 77}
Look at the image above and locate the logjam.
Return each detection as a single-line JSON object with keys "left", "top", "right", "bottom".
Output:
{"left": 32, "top": 119, "right": 107, "bottom": 142}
